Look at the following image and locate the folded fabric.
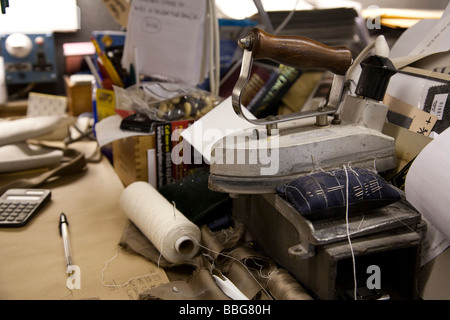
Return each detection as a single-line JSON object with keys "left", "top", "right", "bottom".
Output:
{"left": 276, "top": 167, "right": 401, "bottom": 220}
{"left": 0, "top": 147, "right": 86, "bottom": 195}
{"left": 119, "top": 221, "right": 313, "bottom": 300}
{"left": 0, "top": 143, "right": 63, "bottom": 173}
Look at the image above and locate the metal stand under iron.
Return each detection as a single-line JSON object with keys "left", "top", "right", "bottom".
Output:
{"left": 209, "top": 28, "right": 423, "bottom": 300}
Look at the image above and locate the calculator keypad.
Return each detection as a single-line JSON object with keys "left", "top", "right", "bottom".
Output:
{"left": 0, "top": 202, "right": 38, "bottom": 223}
{"left": 0, "top": 189, "right": 51, "bottom": 227}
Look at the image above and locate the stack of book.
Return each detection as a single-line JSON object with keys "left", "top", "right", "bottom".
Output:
{"left": 154, "top": 119, "right": 207, "bottom": 188}
{"left": 260, "top": 7, "right": 368, "bottom": 55}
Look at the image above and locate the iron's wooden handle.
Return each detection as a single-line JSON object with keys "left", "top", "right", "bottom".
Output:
{"left": 242, "top": 28, "right": 352, "bottom": 75}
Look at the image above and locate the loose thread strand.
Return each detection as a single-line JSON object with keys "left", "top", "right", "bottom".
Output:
{"left": 100, "top": 246, "right": 160, "bottom": 289}
{"left": 343, "top": 165, "right": 358, "bottom": 300}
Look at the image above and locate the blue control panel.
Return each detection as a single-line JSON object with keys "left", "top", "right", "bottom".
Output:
{"left": 1, "top": 33, "right": 57, "bottom": 84}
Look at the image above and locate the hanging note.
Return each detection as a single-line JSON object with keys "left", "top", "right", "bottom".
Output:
{"left": 101, "top": 0, "right": 130, "bottom": 28}
{"left": 122, "top": 0, "right": 208, "bottom": 85}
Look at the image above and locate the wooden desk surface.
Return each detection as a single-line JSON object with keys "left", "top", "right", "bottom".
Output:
{"left": 0, "top": 142, "right": 169, "bottom": 300}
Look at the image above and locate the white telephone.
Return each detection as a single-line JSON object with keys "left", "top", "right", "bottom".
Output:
{"left": 0, "top": 56, "right": 7, "bottom": 105}
{"left": 0, "top": 116, "right": 63, "bottom": 173}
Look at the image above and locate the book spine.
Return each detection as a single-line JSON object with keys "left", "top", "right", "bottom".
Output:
{"left": 246, "top": 70, "right": 279, "bottom": 113}
{"left": 163, "top": 123, "right": 173, "bottom": 186}
{"left": 247, "top": 65, "right": 302, "bottom": 118}
{"left": 155, "top": 123, "right": 170, "bottom": 188}
{"left": 156, "top": 119, "right": 210, "bottom": 187}
{"left": 171, "top": 119, "right": 194, "bottom": 181}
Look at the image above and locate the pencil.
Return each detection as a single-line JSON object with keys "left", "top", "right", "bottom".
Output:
{"left": 84, "top": 56, "right": 104, "bottom": 89}
{"left": 91, "top": 37, "right": 124, "bottom": 88}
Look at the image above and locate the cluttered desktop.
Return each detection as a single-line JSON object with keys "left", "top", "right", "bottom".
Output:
{"left": 0, "top": 0, "right": 449, "bottom": 304}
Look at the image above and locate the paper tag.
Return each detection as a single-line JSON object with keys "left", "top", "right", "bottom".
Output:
{"left": 27, "top": 92, "right": 67, "bottom": 117}
{"left": 385, "top": 94, "right": 438, "bottom": 136}
{"left": 101, "top": 0, "right": 130, "bottom": 29}
{"left": 430, "top": 93, "right": 448, "bottom": 120}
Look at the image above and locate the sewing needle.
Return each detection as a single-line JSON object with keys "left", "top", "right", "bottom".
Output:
{"left": 59, "top": 213, "right": 73, "bottom": 274}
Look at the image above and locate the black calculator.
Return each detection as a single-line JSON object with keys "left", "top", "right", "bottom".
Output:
{"left": 0, "top": 189, "right": 51, "bottom": 227}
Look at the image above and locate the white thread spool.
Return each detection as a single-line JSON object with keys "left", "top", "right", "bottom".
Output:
{"left": 120, "top": 181, "right": 201, "bottom": 263}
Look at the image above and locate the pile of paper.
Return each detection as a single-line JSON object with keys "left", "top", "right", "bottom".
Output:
{"left": 389, "top": 4, "right": 450, "bottom": 69}
{"left": 386, "top": 4, "right": 450, "bottom": 138}
{"left": 121, "top": 0, "right": 210, "bottom": 86}
{"left": 388, "top": 3, "right": 450, "bottom": 265}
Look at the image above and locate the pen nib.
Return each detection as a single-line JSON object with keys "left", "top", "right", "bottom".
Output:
{"left": 66, "top": 265, "right": 74, "bottom": 275}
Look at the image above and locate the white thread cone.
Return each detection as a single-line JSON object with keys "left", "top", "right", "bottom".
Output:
{"left": 120, "top": 181, "right": 201, "bottom": 263}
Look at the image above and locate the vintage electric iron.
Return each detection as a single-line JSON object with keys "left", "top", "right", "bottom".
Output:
{"left": 209, "top": 28, "right": 398, "bottom": 194}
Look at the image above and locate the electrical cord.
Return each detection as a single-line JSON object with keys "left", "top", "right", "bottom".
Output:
{"left": 208, "top": 0, "right": 221, "bottom": 97}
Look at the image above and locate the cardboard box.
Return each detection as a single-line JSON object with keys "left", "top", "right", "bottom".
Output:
{"left": 112, "top": 134, "right": 155, "bottom": 187}
{"left": 62, "top": 42, "right": 95, "bottom": 74}
{"left": 64, "top": 75, "right": 93, "bottom": 116}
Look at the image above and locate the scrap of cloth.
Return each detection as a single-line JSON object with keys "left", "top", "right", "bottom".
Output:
{"left": 119, "top": 221, "right": 312, "bottom": 300}
{"left": 276, "top": 167, "right": 401, "bottom": 221}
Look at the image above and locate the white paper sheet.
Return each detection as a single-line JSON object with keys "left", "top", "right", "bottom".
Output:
{"left": 420, "top": 216, "right": 450, "bottom": 266}
{"left": 122, "top": 0, "right": 208, "bottom": 85}
{"left": 405, "top": 128, "right": 450, "bottom": 261}
{"left": 408, "top": 3, "right": 450, "bottom": 57}
{"left": 0, "top": 0, "right": 79, "bottom": 33}
{"left": 215, "top": 0, "right": 313, "bottom": 19}
{"left": 390, "top": 3, "right": 450, "bottom": 68}
{"left": 180, "top": 96, "right": 259, "bottom": 163}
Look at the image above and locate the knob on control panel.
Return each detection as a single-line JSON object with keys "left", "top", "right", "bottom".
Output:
{"left": 5, "top": 33, "right": 33, "bottom": 59}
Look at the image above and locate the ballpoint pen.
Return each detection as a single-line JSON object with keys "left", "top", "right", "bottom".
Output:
{"left": 59, "top": 213, "right": 73, "bottom": 274}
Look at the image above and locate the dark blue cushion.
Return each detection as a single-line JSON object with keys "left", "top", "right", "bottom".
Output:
{"left": 276, "top": 167, "right": 401, "bottom": 221}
